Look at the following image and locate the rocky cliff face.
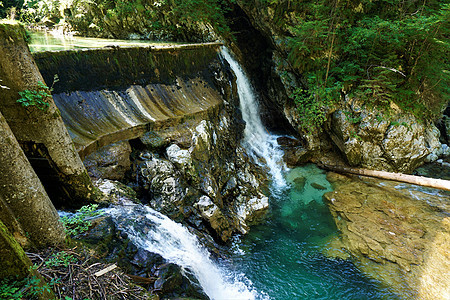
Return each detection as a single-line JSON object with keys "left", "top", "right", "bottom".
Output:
{"left": 223, "top": 1, "right": 447, "bottom": 173}
{"left": 323, "top": 172, "right": 450, "bottom": 299}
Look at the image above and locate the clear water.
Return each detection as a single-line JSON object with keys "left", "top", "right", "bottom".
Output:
{"left": 28, "top": 30, "right": 175, "bottom": 52}
{"left": 228, "top": 164, "right": 400, "bottom": 299}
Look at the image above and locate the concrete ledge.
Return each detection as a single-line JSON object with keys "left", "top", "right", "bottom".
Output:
{"left": 33, "top": 43, "right": 224, "bottom": 93}
{"left": 33, "top": 43, "right": 227, "bottom": 157}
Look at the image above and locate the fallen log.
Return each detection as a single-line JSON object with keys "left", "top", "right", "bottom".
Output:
{"left": 318, "top": 163, "right": 450, "bottom": 192}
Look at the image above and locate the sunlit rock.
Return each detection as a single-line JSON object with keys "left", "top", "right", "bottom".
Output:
{"left": 324, "top": 173, "right": 450, "bottom": 298}
{"left": 195, "top": 195, "right": 232, "bottom": 241}
{"left": 93, "top": 179, "right": 138, "bottom": 204}
{"left": 327, "top": 102, "right": 441, "bottom": 172}
{"left": 137, "top": 155, "right": 186, "bottom": 216}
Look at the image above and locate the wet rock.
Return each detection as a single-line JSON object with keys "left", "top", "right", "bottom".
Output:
{"left": 310, "top": 182, "right": 326, "bottom": 190}
{"left": 83, "top": 140, "right": 132, "bottom": 180}
{"left": 137, "top": 154, "right": 186, "bottom": 217}
{"left": 195, "top": 195, "right": 232, "bottom": 241}
{"left": 292, "top": 176, "right": 306, "bottom": 191}
{"left": 94, "top": 179, "right": 138, "bottom": 204}
{"left": 283, "top": 146, "right": 312, "bottom": 167}
{"left": 235, "top": 194, "right": 269, "bottom": 234}
{"left": 154, "top": 263, "right": 183, "bottom": 293}
{"left": 324, "top": 173, "right": 450, "bottom": 298}
{"left": 277, "top": 136, "right": 301, "bottom": 147}
{"left": 140, "top": 131, "right": 168, "bottom": 150}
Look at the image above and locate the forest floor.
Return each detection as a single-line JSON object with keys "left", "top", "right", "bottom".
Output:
{"left": 26, "top": 246, "right": 155, "bottom": 300}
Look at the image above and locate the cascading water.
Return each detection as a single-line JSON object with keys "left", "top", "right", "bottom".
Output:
{"left": 221, "top": 48, "right": 286, "bottom": 189}
{"left": 107, "top": 204, "right": 266, "bottom": 300}
{"left": 221, "top": 48, "right": 399, "bottom": 299}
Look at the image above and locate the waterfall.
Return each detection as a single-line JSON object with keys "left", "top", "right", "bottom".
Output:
{"left": 221, "top": 48, "right": 286, "bottom": 188}
{"left": 107, "top": 204, "right": 264, "bottom": 300}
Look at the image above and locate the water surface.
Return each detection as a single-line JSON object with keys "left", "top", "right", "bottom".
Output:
{"left": 227, "top": 164, "right": 400, "bottom": 299}
{"left": 28, "top": 30, "right": 176, "bottom": 52}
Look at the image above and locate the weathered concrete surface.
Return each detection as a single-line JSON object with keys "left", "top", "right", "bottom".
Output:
{"left": 53, "top": 78, "right": 223, "bottom": 158}
{"left": 33, "top": 43, "right": 225, "bottom": 159}
{"left": 33, "top": 43, "right": 223, "bottom": 93}
{"left": 324, "top": 172, "right": 450, "bottom": 299}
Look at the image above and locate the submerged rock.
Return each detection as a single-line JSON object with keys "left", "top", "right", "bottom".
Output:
{"left": 292, "top": 176, "right": 306, "bottom": 191}
{"left": 324, "top": 172, "right": 450, "bottom": 299}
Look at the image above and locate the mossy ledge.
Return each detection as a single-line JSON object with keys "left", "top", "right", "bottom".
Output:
{"left": 33, "top": 43, "right": 223, "bottom": 93}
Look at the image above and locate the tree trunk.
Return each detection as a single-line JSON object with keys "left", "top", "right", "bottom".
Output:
{"left": 0, "top": 219, "right": 56, "bottom": 299}
{"left": 0, "top": 21, "right": 99, "bottom": 207}
{"left": 318, "top": 163, "right": 450, "bottom": 191}
{"left": 0, "top": 111, "right": 66, "bottom": 247}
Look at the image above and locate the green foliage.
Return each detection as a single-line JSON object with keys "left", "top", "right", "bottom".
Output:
{"left": 285, "top": 0, "right": 449, "bottom": 122}
{"left": 61, "top": 204, "right": 101, "bottom": 237}
{"left": 45, "top": 251, "right": 77, "bottom": 267}
{"left": 344, "top": 111, "right": 362, "bottom": 124}
{"left": 0, "top": 278, "right": 24, "bottom": 299}
{"left": 17, "top": 75, "right": 59, "bottom": 111}
{"left": 17, "top": 81, "right": 51, "bottom": 111}
{"left": 0, "top": 0, "right": 23, "bottom": 19}
{"left": 0, "top": 267, "right": 55, "bottom": 300}
{"left": 291, "top": 87, "right": 336, "bottom": 133}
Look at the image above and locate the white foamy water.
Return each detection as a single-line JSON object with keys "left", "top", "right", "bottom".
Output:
{"left": 108, "top": 205, "right": 265, "bottom": 300}
{"left": 221, "top": 48, "right": 286, "bottom": 189}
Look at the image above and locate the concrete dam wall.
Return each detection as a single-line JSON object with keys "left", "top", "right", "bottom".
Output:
{"left": 32, "top": 43, "right": 226, "bottom": 158}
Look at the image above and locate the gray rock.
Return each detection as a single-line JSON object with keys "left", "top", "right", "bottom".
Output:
{"left": 327, "top": 104, "right": 441, "bottom": 172}
{"left": 94, "top": 179, "right": 138, "bottom": 204}
{"left": 83, "top": 140, "right": 132, "bottom": 180}
{"left": 137, "top": 156, "right": 186, "bottom": 215}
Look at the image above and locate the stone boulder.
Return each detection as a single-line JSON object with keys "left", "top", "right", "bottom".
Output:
{"left": 326, "top": 99, "right": 441, "bottom": 173}
{"left": 93, "top": 179, "right": 138, "bottom": 204}
{"left": 136, "top": 153, "right": 187, "bottom": 217}
{"left": 134, "top": 112, "right": 269, "bottom": 242}
{"left": 324, "top": 172, "right": 450, "bottom": 299}
{"left": 83, "top": 141, "right": 132, "bottom": 180}
{"left": 195, "top": 195, "right": 232, "bottom": 241}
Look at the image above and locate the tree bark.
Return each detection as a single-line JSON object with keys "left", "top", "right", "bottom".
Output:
{"left": 0, "top": 111, "right": 66, "bottom": 247}
{"left": 0, "top": 219, "right": 56, "bottom": 299}
{"left": 318, "top": 163, "right": 450, "bottom": 191}
{"left": 0, "top": 21, "right": 99, "bottom": 206}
